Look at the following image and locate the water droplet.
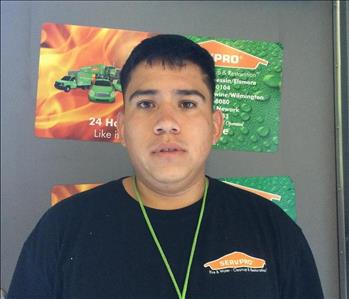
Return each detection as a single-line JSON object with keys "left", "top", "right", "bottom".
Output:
{"left": 250, "top": 135, "right": 258, "bottom": 143}
{"left": 272, "top": 136, "right": 279, "bottom": 145}
{"left": 263, "top": 74, "right": 281, "bottom": 88}
{"left": 240, "top": 127, "right": 249, "bottom": 135}
{"left": 263, "top": 140, "right": 271, "bottom": 148}
{"left": 241, "top": 103, "right": 252, "bottom": 112}
{"left": 257, "top": 126, "right": 270, "bottom": 137}
{"left": 273, "top": 65, "right": 282, "bottom": 73}
{"left": 240, "top": 113, "right": 250, "bottom": 121}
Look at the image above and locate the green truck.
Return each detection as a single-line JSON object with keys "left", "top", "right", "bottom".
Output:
{"left": 104, "top": 66, "right": 120, "bottom": 81}
{"left": 54, "top": 64, "right": 120, "bottom": 93}
{"left": 54, "top": 70, "right": 94, "bottom": 92}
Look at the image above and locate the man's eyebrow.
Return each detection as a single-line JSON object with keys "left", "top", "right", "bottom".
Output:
{"left": 174, "top": 89, "right": 206, "bottom": 101}
{"left": 128, "top": 89, "right": 158, "bottom": 101}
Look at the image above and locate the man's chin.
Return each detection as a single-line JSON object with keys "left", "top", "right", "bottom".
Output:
{"left": 147, "top": 169, "right": 193, "bottom": 185}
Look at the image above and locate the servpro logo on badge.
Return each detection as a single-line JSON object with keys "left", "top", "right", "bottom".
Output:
{"left": 204, "top": 251, "right": 267, "bottom": 274}
{"left": 198, "top": 40, "right": 268, "bottom": 70}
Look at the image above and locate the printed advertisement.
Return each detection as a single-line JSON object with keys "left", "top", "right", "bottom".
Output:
{"left": 51, "top": 176, "right": 295, "bottom": 221}
{"left": 221, "top": 176, "right": 295, "bottom": 221}
{"left": 35, "top": 23, "right": 283, "bottom": 152}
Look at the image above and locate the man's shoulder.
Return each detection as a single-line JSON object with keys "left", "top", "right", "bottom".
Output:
{"left": 36, "top": 178, "right": 125, "bottom": 229}
{"left": 51, "top": 179, "right": 120, "bottom": 211}
{"left": 24, "top": 178, "right": 129, "bottom": 246}
{"left": 208, "top": 177, "right": 298, "bottom": 230}
{"left": 209, "top": 177, "right": 278, "bottom": 208}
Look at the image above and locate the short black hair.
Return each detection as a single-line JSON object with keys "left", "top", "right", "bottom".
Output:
{"left": 120, "top": 34, "right": 216, "bottom": 100}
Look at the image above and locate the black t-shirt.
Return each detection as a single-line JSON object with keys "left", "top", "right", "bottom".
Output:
{"left": 8, "top": 177, "right": 324, "bottom": 299}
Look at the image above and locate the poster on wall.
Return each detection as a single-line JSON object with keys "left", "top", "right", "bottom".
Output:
{"left": 221, "top": 176, "right": 295, "bottom": 221}
{"left": 35, "top": 22, "right": 283, "bottom": 152}
{"left": 51, "top": 176, "right": 295, "bottom": 221}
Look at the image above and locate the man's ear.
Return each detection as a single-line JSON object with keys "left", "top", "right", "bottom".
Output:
{"left": 117, "top": 111, "right": 127, "bottom": 147}
{"left": 212, "top": 109, "right": 224, "bottom": 145}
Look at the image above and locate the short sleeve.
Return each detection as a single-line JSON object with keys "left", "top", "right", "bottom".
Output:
{"left": 7, "top": 209, "right": 61, "bottom": 299}
{"left": 281, "top": 229, "right": 324, "bottom": 299}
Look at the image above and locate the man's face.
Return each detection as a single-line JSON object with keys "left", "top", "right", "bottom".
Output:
{"left": 118, "top": 61, "right": 223, "bottom": 188}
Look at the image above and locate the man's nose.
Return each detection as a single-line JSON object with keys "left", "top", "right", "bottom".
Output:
{"left": 153, "top": 106, "right": 180, "bottom": 135}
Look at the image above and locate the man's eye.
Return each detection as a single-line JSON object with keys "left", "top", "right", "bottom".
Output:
{"left": 180, "top": 101, "right": 197, "bottom": 109}
{"left": 137, "top": 101, "right": 155, "bottom": 109}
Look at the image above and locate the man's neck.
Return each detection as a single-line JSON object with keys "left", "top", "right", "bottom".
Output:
{"left": 122, "top": 176, "right": 207, "bottom": 210}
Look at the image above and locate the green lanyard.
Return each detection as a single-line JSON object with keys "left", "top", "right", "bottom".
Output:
{"left": 132, "top": 176, "right": 209, "bottom": 299}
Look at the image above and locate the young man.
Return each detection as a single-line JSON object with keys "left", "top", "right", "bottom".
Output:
{"left": 8, "top": 35, "right": 323, "bottom": 299}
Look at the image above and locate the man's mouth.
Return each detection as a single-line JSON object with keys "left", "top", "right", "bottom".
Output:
{"left": 159, "top": 148, "right": 179, "bottom": 153}
{"left": 152, "top": 144, "right": 186, "bottom": 154}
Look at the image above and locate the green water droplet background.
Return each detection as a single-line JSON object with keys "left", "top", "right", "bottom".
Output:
{"left": 188, "top": 35, "right": 283, "bottom": 153}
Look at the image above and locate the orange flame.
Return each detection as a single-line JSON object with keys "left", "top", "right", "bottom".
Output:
{"left": 35, "top": 23, "right": 154, "bottom": 142}
{"left": 51, "top": 183, "right": 102, "bottom": 206}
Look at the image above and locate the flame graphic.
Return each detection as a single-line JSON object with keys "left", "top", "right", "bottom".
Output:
{"left": 35, "top": 23, "right": 154, "bottom": 142}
